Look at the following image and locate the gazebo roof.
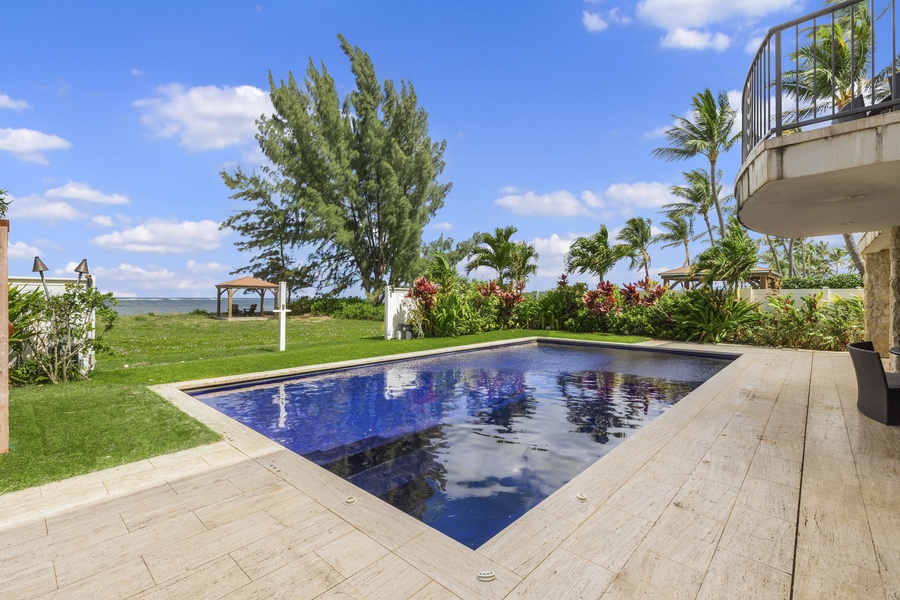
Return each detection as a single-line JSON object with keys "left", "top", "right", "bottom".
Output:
{"left": 658, "top": 266, "right": 781, "bottom": 280}
{"left": 215, "top": 276, "right": 279, "bottom": 290}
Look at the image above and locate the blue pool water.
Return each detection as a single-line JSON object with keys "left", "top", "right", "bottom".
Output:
{"left": 190, "top": 342, "right": 733, "bottom": 548}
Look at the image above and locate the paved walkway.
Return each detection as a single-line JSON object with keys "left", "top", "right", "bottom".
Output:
{"left": 1, "top": 341, "right": 899, "bottom": 599}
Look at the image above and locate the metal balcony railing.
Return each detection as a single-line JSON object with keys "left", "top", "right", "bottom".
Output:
{"left": 742, "top": 0, "right": 899, "bottom": 161}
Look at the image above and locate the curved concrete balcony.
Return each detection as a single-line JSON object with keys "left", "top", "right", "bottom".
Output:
{"left": 736, "top": 110, "right": 900, "bottom": 238}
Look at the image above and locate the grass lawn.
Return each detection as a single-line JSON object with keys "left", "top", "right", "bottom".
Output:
{"left": 0, "top": 313, "right": 643, "bottom": 493}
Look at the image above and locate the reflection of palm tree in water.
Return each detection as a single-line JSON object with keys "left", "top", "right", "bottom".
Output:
{"left": 558, "top": 371, "right": 689, "bottom": 444}
{"left": 460, "top": 369, "right": 536, "bottom": 432}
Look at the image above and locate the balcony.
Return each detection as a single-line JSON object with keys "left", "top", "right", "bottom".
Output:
{"left": 735, "top": 0, "right": 900, "bottom": 238}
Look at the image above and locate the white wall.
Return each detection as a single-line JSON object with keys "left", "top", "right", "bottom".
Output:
{"left": 383, "top": 286, "right": 415, "bottom": 340}
{"left": 9, "top": 275, "right": 98, "bottom": 372}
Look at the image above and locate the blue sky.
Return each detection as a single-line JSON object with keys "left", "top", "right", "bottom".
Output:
{"left": 2, "top": 0, "right": 820, "bottom": 298}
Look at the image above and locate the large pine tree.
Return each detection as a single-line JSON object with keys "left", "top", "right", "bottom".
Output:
{"left": 222, "top": 35, "right": 451, "bottom": 300}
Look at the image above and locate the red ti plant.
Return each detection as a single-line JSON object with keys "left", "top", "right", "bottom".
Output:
{"left": 583, "top": 281, "right": 620, "bottom": 316}
{"left": 556, "top": 273, "right": 570, "bottom": 288}
{"left": 408, "top": 276, "right": 438, "bottom": 311}
{"left": 497, "top": 280, "right": 527, "bottom": 310}
{"left": 637, "top": 277, "right": 666, "bottom": 306}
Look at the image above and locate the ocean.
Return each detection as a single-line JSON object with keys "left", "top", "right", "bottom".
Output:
{"left": 111, "top": 297, "right": 263, "bottom": 316}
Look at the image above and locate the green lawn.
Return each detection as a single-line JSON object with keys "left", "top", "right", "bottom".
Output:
{"left": 0, "top": 313, "right": 642, "bottom": 493}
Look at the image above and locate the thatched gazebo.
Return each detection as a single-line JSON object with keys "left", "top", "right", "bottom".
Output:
{"left": 215, "top": 276, "right": 279, "bottom": 318}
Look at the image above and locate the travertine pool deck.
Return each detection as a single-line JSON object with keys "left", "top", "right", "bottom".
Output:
{"left": 2, "top": 340, "right": 899, "bottom": 599}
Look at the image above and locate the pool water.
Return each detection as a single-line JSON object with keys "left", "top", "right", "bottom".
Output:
{"left": 190, "top": 342, "right": 732, "bottom": 548}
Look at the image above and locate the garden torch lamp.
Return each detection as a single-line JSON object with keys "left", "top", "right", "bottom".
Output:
{"left": 32, "top": 256, "right": 50, "bottom": 300}
{"left": 74, "top": 259, "right": 90, "bottom": 286}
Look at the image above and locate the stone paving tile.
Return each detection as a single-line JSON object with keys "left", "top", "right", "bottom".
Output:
{"left": 2, "top": 342, "right": 900, "bottom": 598}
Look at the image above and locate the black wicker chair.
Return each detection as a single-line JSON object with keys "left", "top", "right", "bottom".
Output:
{"left": 847, "top": 341, "right": 900, "bottom": 425}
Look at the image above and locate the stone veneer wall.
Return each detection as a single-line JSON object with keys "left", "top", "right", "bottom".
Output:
{"left": 865, "top": 248, "right": 891, "bottom": 356}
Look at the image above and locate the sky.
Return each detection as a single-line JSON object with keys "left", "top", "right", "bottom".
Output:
{"left": 1, "top": 0, "right": 832, "bottom": 298}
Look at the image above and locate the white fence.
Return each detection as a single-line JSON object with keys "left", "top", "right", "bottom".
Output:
{"left": 738, "top": 287, "right": 863, "bottom": 311}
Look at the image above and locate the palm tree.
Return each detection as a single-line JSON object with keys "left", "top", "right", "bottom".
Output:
{"left": 509, "top": 241, "right": 539, "bottom": 284}
{"left": 652, "top": 89, "right": 739, "bottom": 237}
{"left": 782, "top": 2, "right": 874, "bottom": 121}
{"left": 826, "top": 245, "right": 850, "bottom": 275}
{"left": 465, "top": 226, "right": 538, "bottom": 287}
{"left": 692, "top": 219, "right": 759, "bottom": 293}
{"left": 655, "top": 214, "right": 700, "bottom": 267}
{"left": 664, "top": 169, "right": 723, "bottom": 246}
{"left": 564, "top": 225, "right": 624, "bottom": 284}
{"left": 617, "top": 217, "right": 653, "bottom": 280}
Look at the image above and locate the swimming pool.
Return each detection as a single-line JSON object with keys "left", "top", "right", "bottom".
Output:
{"left": 189, "top": 341, "right": 733, "bottom": 548}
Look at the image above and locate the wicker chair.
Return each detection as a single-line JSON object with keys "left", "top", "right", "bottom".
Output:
{"left": 847, "top": 341, "right": 900, "bottom": 425}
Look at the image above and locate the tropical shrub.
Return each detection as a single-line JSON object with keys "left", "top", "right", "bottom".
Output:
{"left": 674, "top": 289, "right": 760, "bottom": 344}
{"left": 287, "top": 296, "right": 383, "bottom": 320}
{"left": 13, "top": 284, "right": 118, "bottom": 384}
{"left": 747, "top": 293, "right": 864, "bottom": 350}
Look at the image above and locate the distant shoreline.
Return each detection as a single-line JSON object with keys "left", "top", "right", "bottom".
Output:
{"left": 111, "top": 297, "right": 263, "bottom": 316}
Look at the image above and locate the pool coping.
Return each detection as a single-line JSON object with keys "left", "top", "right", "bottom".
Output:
{"left": 151, "top": 336, "right": 748, "bottom": 597}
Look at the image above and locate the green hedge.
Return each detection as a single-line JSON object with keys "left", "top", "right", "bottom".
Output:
{"left": 287, "top": 296, "right": 384, "bottom": 321}
{"left": 781, "top": 274, "right": 863, "bottom": 289}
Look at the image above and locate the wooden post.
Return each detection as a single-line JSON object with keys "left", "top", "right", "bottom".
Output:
{"left": 0, "top": 219, "right": 9, "bottom": 454}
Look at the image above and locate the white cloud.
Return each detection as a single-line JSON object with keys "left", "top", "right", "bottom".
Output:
{"left": 745, "top": 34, "right": 766, "bottom": 54}
{"left": 661, "top": 28, "right": 730, "bottom": 51}
{"left": 496, "top": 190, "right": 593, "bottom": 217}
{"left": 581, "top": 190, "right": 604, "bottom": 208}
{"left": 185, "top": 259, "right": 229, "bottom": 274}
{"left": 637, "top": 0, "right": 800, "bottom": 30}
{"left": 7, "top": 194, "right": 85, "bottom": 221}
{"left": 583, "top": 11, "right": 609, "bottom": 32}
{"left": 45, "top": 181, "right": 130, "bottom": 205}
{"left": 604, "top": 182, "right": 672, "bottom": 211}
{"left": 93, "top": 260, "right": 236, "bottom": 295}
{"left": 92, "top": 219, "right": 229, "bottom": 253}
{"left": 91, "top": 215, "right": 114, "bottom": 227}
{"left": 134, "top": 83, "right": 272, "bottom": 151}
{"left": 8, "top": 241, "right": 41, "bottom": 259}
{"left": 0, "top": 93, "right": 30, "bottom": 111}
{"left": 498, "top": 185, "right": 519, "bottom": 194}
{"left": 0, "top": 128, "right": 72, "bottom": 163}
{"left": 644, "top": 124, "right": 672, "bottom": 139}
{"left": 532, "top": 234, "right": 574, "bottom": 278}
{"left": 131, "top": 68, "right": 143, "bottom": 76}
{"left": 431, "top": 221, "right": 453, "bottom": 231}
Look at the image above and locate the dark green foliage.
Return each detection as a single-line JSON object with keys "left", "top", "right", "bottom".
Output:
{"left": 781, "top": 274, "right": 863, "bottom": 289}
{"left": 673, "top": 289, "right": 761, "bottom": 344}
{"left": 13, "top": 285, "right": 118, "bottom": 384}
{"left": 222, "top": 35, "right": 450, "bottom": 300}
{"left": 287, "top": 296, "right": 383, "bottom": 321}
{"left": 746, "top": 293, "right": 864, "bottom": 350}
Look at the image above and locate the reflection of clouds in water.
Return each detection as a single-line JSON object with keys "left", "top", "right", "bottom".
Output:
{"left": 385, "top": 367, "right": 418, "bottom": 400}
{"left": 273, "top": 383, "right": 287, "bottom": 429}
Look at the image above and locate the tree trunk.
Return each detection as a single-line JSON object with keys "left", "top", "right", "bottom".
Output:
{"left": 683, "top": 241, "right": 691, "bottom": 267}
{"left": 765, "top": 235, "right": 781, "bottom": 274}
{"left": 800, "top": 238, "right": 807, "bottom": 277}
{"left": 709, "top": 158, "right": 726, "bottom": 237}
{"left": 843, "top": 233, "right": 866, "bottom": 276}
{"left": 787, "top": 239, "right": 795, "bottom": 277}
{"left": 703, "top": 213, "right": 715, "bottom": 246}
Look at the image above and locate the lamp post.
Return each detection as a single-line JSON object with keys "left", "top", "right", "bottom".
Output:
{"left": 32, "top": 256, "right": 91, "bottom": 299}
{"left": 32, "top": 256, "right": 50, "bottom": 300}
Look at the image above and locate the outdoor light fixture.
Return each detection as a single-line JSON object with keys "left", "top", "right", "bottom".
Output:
{"left": 32, "top": 256, "right": 50, "bottom": 300}
{"left": 74, "top": 259, "right": 90, "bottom": 283}
{"left": 32, "top": 256, "right": 93, "bottom": 299}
